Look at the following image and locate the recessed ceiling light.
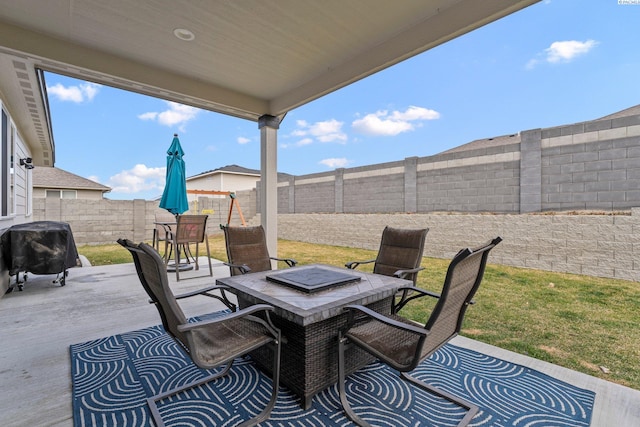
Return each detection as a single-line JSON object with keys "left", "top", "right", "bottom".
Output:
{"left": 173, "top": 28, "right": 195, "bottom": 41}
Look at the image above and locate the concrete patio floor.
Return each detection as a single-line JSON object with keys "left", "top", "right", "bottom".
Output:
{"left": 1, "top": 260, "right": 639, "bottom": 426}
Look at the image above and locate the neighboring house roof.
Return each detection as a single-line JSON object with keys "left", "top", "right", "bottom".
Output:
{"left": 188, "top": 164, "right": 292, "bottom": 181}
{"left": 597, "top": 104, "right": 640, "bottom": 120}
{"left": 440, "top": 133, "right": 521, "bottom": 155}
{"left": 33, "top": 167, "right": 111, "bottom": 192}
{"left": 188, "top": 164, "right": 260, "bottom": 180}
{"left": 439, "top": 103, "right": 640, "bottom": 155}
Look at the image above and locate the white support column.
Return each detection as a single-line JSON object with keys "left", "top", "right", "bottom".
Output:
{"left": 259, "top": 114, "right": 280, "bottom": 267}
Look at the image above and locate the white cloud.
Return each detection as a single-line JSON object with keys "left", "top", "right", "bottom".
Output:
{"left": 138, "top": 101, "right": 200, "bottom": 131}
{"left": 525, "top": 58, "right": 540, "bottom": 69}
{"left": 390, "top": 106, "right": 440, "bottom": 121}
{"left": 47, "top": 82, "right": 101, "bottom": 103}
{"left": 107, "top": 164, "right": 166, "bottom": 194}
{"left": 280, "top": 138, "right": 313, "bottom": 149}
{"left": 86, "top": 175, "right": 102, "bottom": 184}
{"left": 237, "top": 136, "right": 251, "bottom": 144}
{"left": 352, "top": 106, "right": 440, "bottom": 136}
{"left": 296, "top": 138, "right": 313, "bottom": 146}
{"left": 319, "top": 158, "right": 350, "bottom": 168}
{"left": 308, "top": 119, "right": 347, "bottom": 143}
{"left": 286, "top": 119, "right": 347, "bottom": 147}
{"left": 138, "top": 112, "right": 158, "bottom": 121}
{"left": 546, "top": 40, "right": 597, "bottom": 63}
{"left": 353, "top": 112, "right": 411, "bottom": 136}
{"left": 157, "top": 103, "right": 199, "bottom": 126}
{"left": 527, "top": 39, "right": 598, "bottom": 69}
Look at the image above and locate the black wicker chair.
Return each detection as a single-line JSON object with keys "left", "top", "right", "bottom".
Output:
{"left": 118, "top": 239, "right": 282, "bottom": 427}
{"left": 338, "top": 237, "right": 502, "bottom": 427}
{"left": 345, "top": 226, "right": 429, "bottom": 286}
{"left": 222, "top": 225, "right": 297, "bottom": 275}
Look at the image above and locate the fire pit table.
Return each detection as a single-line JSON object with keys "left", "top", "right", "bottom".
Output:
{"left": 216, "top": 264, "right": 410, "bottom": 409}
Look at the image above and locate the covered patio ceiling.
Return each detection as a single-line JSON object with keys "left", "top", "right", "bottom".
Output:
{"left": 0, "top": 0, "right": 538, "bottom": 165}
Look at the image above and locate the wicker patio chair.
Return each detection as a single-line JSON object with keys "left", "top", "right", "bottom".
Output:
{"left": 170, "top": 214, "right": 213, "bottom": 281}
{"left": 345, "top": 226, "right": 429, "bottom": 285}
{"left": 117, "top": 239, "right": 282, "bottom": 427}
{"left": 338, "top": 236, "right": 502, "bottom": 427}
{"left": 222, "top": 225, "right": 297, "bottom": 275}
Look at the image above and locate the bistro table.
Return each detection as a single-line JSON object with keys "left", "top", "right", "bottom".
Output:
{"left": 216, "top": 264, "right": 411, "bottom": 409}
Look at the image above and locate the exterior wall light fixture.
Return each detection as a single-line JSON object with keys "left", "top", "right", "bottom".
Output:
{"left": 20, "top": 157, "right": 34, "bottom": 169}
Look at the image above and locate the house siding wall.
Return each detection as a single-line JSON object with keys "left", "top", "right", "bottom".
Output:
{"left": 33, "top": 188, "right": 106, "bottom": 199}
{"left": 0, "top": 99, "right": 33, "bottom": 296}
{"left": 187, "top": 172, "right": 259, "bottom": 201}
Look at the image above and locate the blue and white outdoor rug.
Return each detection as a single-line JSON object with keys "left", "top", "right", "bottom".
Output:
{"left": 70, "top": 314, "right": 595, "bottom": 427}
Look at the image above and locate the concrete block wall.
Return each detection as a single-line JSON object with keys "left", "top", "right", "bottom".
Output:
{"left": 33, "top": 198, "right": 144, "bottom": 244}
{"left": 520, "top": 130, "right": 542, "bottom": 213}
{"left": 278, "top": 153, "right": 520, "bottom": 213}
{"left": 31, "top": 190, "right": 258, "bottom": 246}
{"left": 292, "top": 175, "right": 335, "bottom": 213}
{"left": 417, "top": 147, "right": 521, "bottom": 213}
{"left": 29, "top": 195, "right": 640, "bottom": 281}
{"left": 343, "top": 163, "right": 405, "bottom": 213}
{"left": 274, "top": 151, "right": 523, "bottom": 215}
{"left": 277, "top": 179, "right": 292, "bottom": 214}
{"left": 235, "top": 189, "right": 257, "bottom": 224}
{"left": 277, "top": 212, "right": 640, "bottom": 282}
{"left": 539, "top": 117, "right": 640, "bottom": 211}
{"left": 190, "top": 189, "right": 256, "bottom": 228}
{"left": 26, "top": 112, "right": 640, "bottom": 282}
{"left": 267, "top": 112, "right": 640, "bottom": 215}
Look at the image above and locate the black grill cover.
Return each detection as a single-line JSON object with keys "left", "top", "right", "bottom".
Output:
{"left": 1, "top": 221, "right": 80, "bottom": 276}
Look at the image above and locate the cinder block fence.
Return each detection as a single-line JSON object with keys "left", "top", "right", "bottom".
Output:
{"left": 31, "top": 189, "right": 257, "bottom": 246}
{"left": 31, "top": 194, "right": 640, "bottom": 282}
{"left": 276, "top": 212, "right": 640, "bottom": 282}
{"left": 29, "top": 110, "right": 640, "bottom": 283}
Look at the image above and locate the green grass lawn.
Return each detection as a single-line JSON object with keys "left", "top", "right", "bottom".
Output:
{"left": 79, "top": 236, "right": 640, "bottom": 390}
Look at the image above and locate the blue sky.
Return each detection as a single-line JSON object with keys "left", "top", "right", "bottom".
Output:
{"left": 45, "top": 0, "right": 640, "bottom": 200}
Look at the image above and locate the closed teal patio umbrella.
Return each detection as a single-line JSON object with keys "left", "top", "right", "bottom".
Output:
{"left": 159, "top": 134, "right": 189, "bottom": 216}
